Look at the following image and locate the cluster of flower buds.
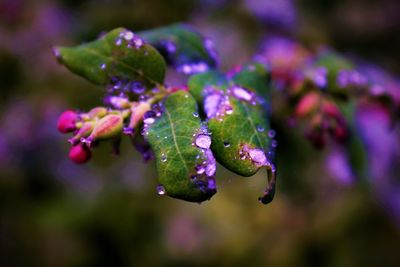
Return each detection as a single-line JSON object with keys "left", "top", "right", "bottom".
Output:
{"left": 294, "top": 91, "right": 348, "bottom": 148}
{"left": 255, "top": 37, "right": 400, "bottom": 149}
{"left": 57, "top": 98, "right": 153, "bottom": 164}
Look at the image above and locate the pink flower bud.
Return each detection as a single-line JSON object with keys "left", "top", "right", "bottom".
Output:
{"left": 322, "top": 101, "right": 340, "bottom": 118}
{"left": 80, "top": 107, "right": 108, "bottom": 120}
{"left": 87, "top": 114, "right": 123, "bottom": 142}
{"left": 69, "top": 144, "right": 91, "bottom": 164}
{"left": 295, "top": 92, "right": 320, "bottom": 117}
{"left": 57, "top": 110, "right": 78, "bottom": 133}
{"left": 68, "top": 121, "right": 95, "bottom": 145}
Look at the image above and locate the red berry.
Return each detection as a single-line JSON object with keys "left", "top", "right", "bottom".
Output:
{"left": 69, "top": 144, "right": 91, "bottom": 164}
{"left": 57, "top": 110, "right": 78, "bottom": 133}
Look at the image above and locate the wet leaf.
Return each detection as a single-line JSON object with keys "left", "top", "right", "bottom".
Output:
{"left": 189, "top": 70, "right": 276, "bottom": 203}
{"left": 139, "top": 23, "right": 218, "bottom": 74}
{"left": 54, "top": 28, "right": 166, "bottom": 89}
{"left": 147, "top": 91, "right": 217, "bottom": 203}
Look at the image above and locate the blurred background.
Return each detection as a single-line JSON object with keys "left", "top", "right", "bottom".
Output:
{"left": 1, "top": 0, "right": 400, "bottom": 266}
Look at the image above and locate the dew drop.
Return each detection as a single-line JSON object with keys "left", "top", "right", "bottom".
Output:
{"left": 130, "top": 81, "right": 145, "bottom": 94}
{"left": 115, "top": 38, "right": 122, "bottom": 46}
{"left": 193, "top": 112, "right": 199, "bottom": 118}
{"left": 143, "top": 111, "right": 156, "bottom": 124}
{"left": 133, "top": 37, "right": 143, "bottom": 48}
{"left": 156, "top": 184, "right": 166, "bottom": 195}
{"left": 195, "top": 134, "right": 211, "bottom": 149}
{"left": 249, "top": 149, "right": 267, "bottom": 165}
{"left": 160, "top": 153, "right": 167, "bottom": 162}
{"left": 257, "top": 125, "right": 265, "bottom": 132}
{"left": 123, "top": 127, "right": 134, "bottom": 135}
{"left": 225, "top": 106, "right": 233, "bottom": 115}
{"left": 223, "top": 141, "right": 230, "bottom": 147}
{"left": 271, "top": 140, "right": 278, "bottom": 148}
{"left": 123, "top": 31, "right": 134, "bottom": 41}
{"left": 268, "top": 129, "right": 276, "bottom": 138}
{"left": 195, "top": 165, "right": 205, "bottom": 174}
{"left": 207, "top": 178, "right": 217, "bottom": 190}
{"left": 231, "top": 86, "right": 253, "bottom": 101}
{"left": 100, "top": 63, "right": 106, "bottom": 70}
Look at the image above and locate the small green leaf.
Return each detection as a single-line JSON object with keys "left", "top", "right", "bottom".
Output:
{"left": 139, "top": 23, "right": 218, "bottom": 73}
{"left": 314, "top": 51, "right": 354, "bottom": 92}
{"left": 147, "top": 91, "right": 217, "bottom": 203}
{"left": 54, "top": 28, "right": 166, "bottom": 88}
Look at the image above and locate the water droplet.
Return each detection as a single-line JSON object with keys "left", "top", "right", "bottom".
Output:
{"left": 100, "top": 63, "right": 106, "bottom": 70}
{"left": 257, "top": 125, "right": 265, "bottom": 132}
{"left": 143, "top": 111, "right": 156, "bottom": 124}
{"left": 133, "top": 37, "right": 143, "bottom": 48}
{"left": 195, "top": 165, "right": 205, "bottom": 174}
{"left": 207, "top": 178, "right": 217, "bottom": 190}
{"left": 225, "top": 106, "right": 233, "bottom": 115}
{"left": 52, "top": 47, "right": 61, "bottom": 58}
{"left": 205, "top": 162, "right": 216, "bottom": 176}
{"left": 249, "top": 148, "right": 267, "bottom": 165}
{"left": 271, "top": 140, "right": 278, "bottom": 148}
{"left": 193, "top": 112, "right": 199, "bottom": 118}
{"left": 156, "top": 184, "right": 166, "bottom": 195}
{"left": 177, "top": 62, "right": 209, "bottom": 75}
{"left": 204, "top": 92, "right": 224, "bottom": 118}
{"left": 123, "top": 127, "right": 134, "bottom": 135}
{"left": 231, "top": 86, "right": 253, "bottom": 101}
{"left": 160, "top": 153, "right": 167, "bottom": 162}
{"left": 130, "top": 81, "right": 145, "bottom": 94}
{"left": 123, "top": 31, "right": 134, "bottom": 41}
{"left": 268, "top": 129, "right": 276, "bottom": 138}
{"left": 223, "top": 141, "right": 230, "bottom": 147}
{"left": 115, "top": 37, "right": 122, "bottom": 46}
{"left": 195, "top": 134, "right": 211, "bottom": 149}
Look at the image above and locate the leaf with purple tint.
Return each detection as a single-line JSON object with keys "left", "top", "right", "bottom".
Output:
{"left": 53, "top": 28, "right": 166, "bottom": 89}
{"left": 139, "top": 23, "right": 218, "bottom": 74}
{"left": 188, "top": 71, "right": 277, "bottom": 203}
{"left": 313, "top": 51, "right": 355, "bottom": 92}
{"left": 146, "top": 91, "right": 217, "bottom": 203}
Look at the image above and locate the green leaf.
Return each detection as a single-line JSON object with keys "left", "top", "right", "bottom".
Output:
{"left": 139, "top": 23, "right": 218, "bottom": 74}
{"left": 54, "top": 28, "right": 166, "bottom": 89}
{"left": 146, "top": 91, "right": 217, "bottom": 203}
{"left": 314, "top": 51, "right": 354, "bottom": 92}
{"left": 188, "top": 71, "right": 276, "bottom": 204}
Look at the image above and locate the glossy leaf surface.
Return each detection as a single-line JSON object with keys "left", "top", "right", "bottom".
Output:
{"left": 54, "top": 28, "right": 166, "bottom": 89}
{"left": 146, "top": 91, "right": 217, "bottom": 202}
{"left": 139, "top": 23, "right": 218, "bottom": 74}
